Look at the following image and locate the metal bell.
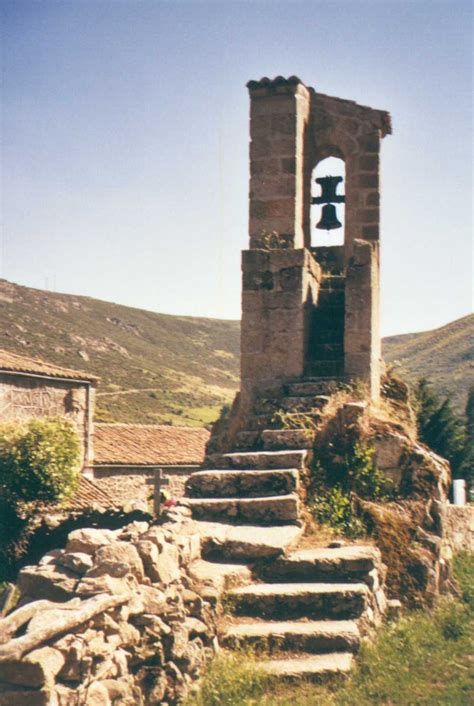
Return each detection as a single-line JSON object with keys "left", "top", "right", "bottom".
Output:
{"left": 316, "top": 203, "right": 342, "bottom": 230}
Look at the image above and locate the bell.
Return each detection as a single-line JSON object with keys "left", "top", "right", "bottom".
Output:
{"left": 316, "top": 203, "right": 342, "bottom": 230}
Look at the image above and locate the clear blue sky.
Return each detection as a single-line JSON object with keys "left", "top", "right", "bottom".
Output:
{"left": 1, "top": 0, "right": 472, "bottom": 336}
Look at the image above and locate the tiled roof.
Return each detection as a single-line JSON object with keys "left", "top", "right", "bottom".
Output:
{"left": 0, "top": 349, "right": 98, "bottom": 382}
{"left": 93, "top": 424, "right": 209, "bottom": 466}
{"left": 64, "top": 475, "right": 116, "bottom": 510}
{"left": 247, "top": 75, "right": 303, "bottom": 90}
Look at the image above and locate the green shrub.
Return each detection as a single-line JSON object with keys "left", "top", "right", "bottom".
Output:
{"left": 0, "top": 417, "right": 81, "bottom": 506}
{"left": 309, "top": 442, "right": 393, "bottom": 537}
{"left": 0, "top": 417, "right": 81, "bottom": 581}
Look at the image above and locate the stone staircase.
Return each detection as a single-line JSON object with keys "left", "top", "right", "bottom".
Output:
{"left": 216, "top": 378, "right": 344, "bottom": 455}
{"left": 180, "top": 424, "right": 387, "bottom": 681}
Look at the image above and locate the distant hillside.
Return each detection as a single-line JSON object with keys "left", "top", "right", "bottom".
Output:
{"left": 383, "top": 314, "right": 474, "bottom": 413}
{"left": 0, "top": 279, "right": 471, "bottom": 423}
{"left": 0, "top": 280, "right": 239, "bottom": 426}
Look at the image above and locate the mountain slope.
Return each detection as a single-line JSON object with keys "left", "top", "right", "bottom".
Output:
{"left": 0, "top": 279, "right": 239, "bottom": 425}
{"left": 383, "top": 314, "right": 473, "bottom": 413}
{"left": 0, "top": 280, "right": 471, "bottom": 422}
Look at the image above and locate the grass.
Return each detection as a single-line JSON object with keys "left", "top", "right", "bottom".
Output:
{"left": 185, "top": 552, "right": 474, "bottom": 706}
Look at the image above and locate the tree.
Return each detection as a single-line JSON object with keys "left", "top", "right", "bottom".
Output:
{"left": 459, "top": 386, "right": 474, "bottom": 488}
{"left": 414, "top": 378, "right": 465, "bottom": 477}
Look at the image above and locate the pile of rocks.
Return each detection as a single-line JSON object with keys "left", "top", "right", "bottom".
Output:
{"left": 0, "top": 511, "right": 218, "bottom": 706}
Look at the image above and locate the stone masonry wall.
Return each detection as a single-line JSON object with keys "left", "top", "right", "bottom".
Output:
{"left": 244, "top": 77, "right": 391, "bottom": 401}
{"left": 241, "top": 247, "right": 320, "bottom": 404}
{"left": 92, "top": 467, "right": 198, "bottom": 507}
{"left": 444, "top": 505, "right": 474, "bottom": 554}
{"left": 0, "top": 511, "right": 218, "bottom": 705}
{"left": 0, "top": 374, "right": 94, "bottom": 466}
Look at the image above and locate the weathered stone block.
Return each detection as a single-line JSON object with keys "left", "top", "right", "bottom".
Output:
{"left": 94, "top": 542, "right": 145, "bottom": 582}
{"left": 66, "top": 528, "right": 117, "bottom": 555}
{"left": 357, "top": 174, "right": 378, "bottom": 188}
{"left": 250, "top": 157, "right": 281, "bottom": 175}
{"left": 242, "top": 270, "right": 273, "bottom": 291}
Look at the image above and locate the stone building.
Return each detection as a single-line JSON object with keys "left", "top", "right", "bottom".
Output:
{"left": 88, "top": 423, "right": 209, "bottom": 504}
{"left": 0, "top": 349, "right": 97, "bottom": 466}
{"left": 241, "top": 76, "right": 391, "bottom": 406}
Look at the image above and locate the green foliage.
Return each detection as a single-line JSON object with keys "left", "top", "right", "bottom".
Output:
{"left": 415, "top": 378, "right": 469, "bottom": 480}
{"left": 383, "top": 313, "right": 474, "bottom": 415}
{"left": 0, "top": 417, "right": 81, "bottom": 506}
{"left": 0, "top": 280, "right": 239, "bottom": 426}
{"left": 0, "top": 417, "right": 81, "bottom": 582}
{"left": 309, "top": 442, "right": 393, "bottom": 537}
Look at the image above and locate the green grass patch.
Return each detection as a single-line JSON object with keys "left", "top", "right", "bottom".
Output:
{"left": 187, "top": 553, "right": 474, "bottom": 706}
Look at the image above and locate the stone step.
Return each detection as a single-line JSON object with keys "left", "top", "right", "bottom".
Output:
{"left": 245, "top": 414, "right": 280, "bottom": 432}
{"left": 285, "top": 380, "right": 343, "bottom": 397}
{"left": 254, "top": 546, "right": 381, "bottom": 583}
{"left": 188, "top": 559, "right": 253, "bottom": 593}
{"left": 255, "top": 395, "right": 329, "bottom": 415}
{"left": 234, "top": 430, "right": 262, "bottom": 449}
{"left": 183, "top": 494, "right": 300, "bottom": 524}
{"left": 279, "top": 395, "right": 329, "bottom": 412}
{"left": 222, "top": 619, "right": 360, "bottom": 654}
{"left": 207, "top": 449, "right": 310, "bottom": 471}
{"left": 261, "top": 429, "right": 315, "bottom": 450}
{"left": 186, "top": 469, "right": 298, "bottom": 499}
{"left": 226, "top": 582, "right": 368, "bottom": 620}
{"left": 191, "top": 521, "right": 303, "bottom": 560}
{"left": 258, "top": 652, "right": 354, "bottom": 679}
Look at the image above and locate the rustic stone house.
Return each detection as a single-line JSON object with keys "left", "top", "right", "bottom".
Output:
{"left": 0, "top": 349, "right": 97, "bottom": 466}
{"left": 88, "top": 423, "right": 209, "bottom": 504}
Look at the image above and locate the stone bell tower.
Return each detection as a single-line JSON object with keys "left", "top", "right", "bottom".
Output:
{"left": 241, "top": 76, "right": 391, "bottom": 404}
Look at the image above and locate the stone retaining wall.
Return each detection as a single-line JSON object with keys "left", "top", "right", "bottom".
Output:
{"left": 445, "top": 504, "right": 474, "bottom": 554}
{"left": 0, "top": 509, "right": 218, "bottom": 705}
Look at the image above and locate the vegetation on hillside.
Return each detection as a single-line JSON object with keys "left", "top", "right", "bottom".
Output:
{"left": 415, "top": 379, "right": 474, "bottom": 486}
{"left": 0, "top": 279, "right": 471, "bottom": 425}
{"left": 383, "top": 313, "right": 474, "bottom": 414}
{"left": 0, "top": 279, "right": 239, "bottom": 426}
{"left": 186, "top": 553, "right": 474, "bottom": 706}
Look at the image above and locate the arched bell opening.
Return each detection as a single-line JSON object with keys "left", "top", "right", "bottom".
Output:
{"left": 305, "top": 155, "right": 346, "bottom": 378}
{"left": 310, "top": 156, "right": 346, "bottom": 249}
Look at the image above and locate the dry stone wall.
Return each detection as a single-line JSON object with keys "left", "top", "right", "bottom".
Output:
{"left": 0, "top": 509, "right": 218, "bottom": 706}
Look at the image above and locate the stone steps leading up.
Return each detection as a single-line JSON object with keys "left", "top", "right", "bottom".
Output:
{"left": 188, "top": 559, "right": 253, "bottom": 593}
{"left": 285, "top": 380, "right": 343, "bottom": 397}
{"left": 222, "top": 619, "right": 360, "bottom": 654}
{"left": 207, "top": 449, "right": 310, "bottom": 470}
{"left": 261, "top": 429, "right": 315, "bottom": 451}
{"left": 188, "top": 521, "right": 304, "bottom": 560}
{"left": 255, "top": 546, "right": 381, "bottom": 583}
{"left": 226, "top": 582, "right": 368, "bottom": 620}
{"left": 258, "top": 652, "right": 354, "bottom": 679}
{"left": 183, "top": 494, "right": 300, "bottom": 524}
{"left": 186, "top": 469, "right": 299, "bottom": 499}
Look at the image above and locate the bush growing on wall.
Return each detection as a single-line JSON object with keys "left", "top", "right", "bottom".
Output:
{"left": 0, "top": 417, "right": 81, "bottom": 507}
{"left": 0, "top": 417, "right": 81, "bottom": 579}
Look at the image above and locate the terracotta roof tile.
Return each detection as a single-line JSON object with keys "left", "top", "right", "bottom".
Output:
{"left": 64, "top": 475, "right": 116, "bottom": 510}
{"left": 93, "top": 423, "right": 209, "bottom": 466}
{"left": 0, "top": 349, "right": 98, "bottom": 382}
